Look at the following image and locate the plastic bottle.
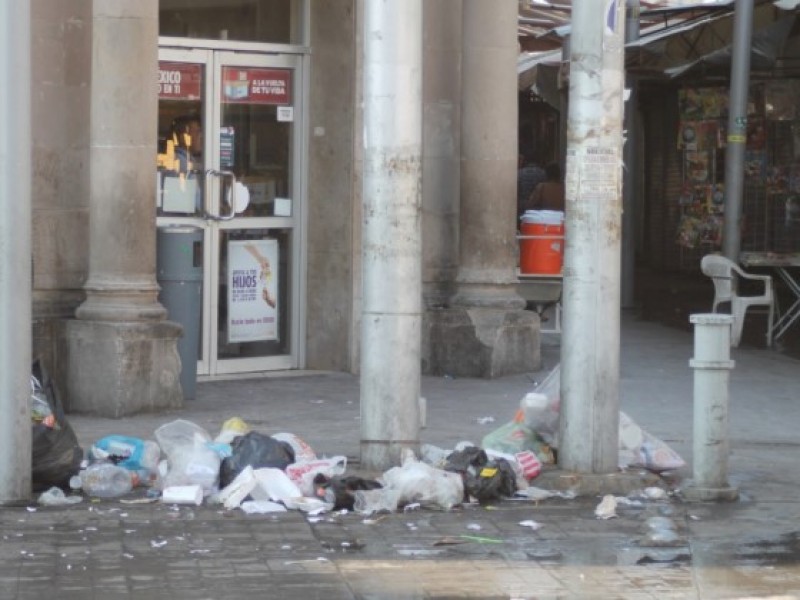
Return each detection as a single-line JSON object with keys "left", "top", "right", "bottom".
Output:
{"left": 79, "top": 463, "right": 134, "bottom": 498}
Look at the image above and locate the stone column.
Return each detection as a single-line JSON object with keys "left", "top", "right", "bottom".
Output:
{"left": 427, "top": 0, "right": 539, "bottom": 378}
{"left": 65, "top": 0, "right": 182, "bottom": 417}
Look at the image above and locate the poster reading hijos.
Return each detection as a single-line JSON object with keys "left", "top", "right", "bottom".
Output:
{"left": 227, "top": 240, "right": 279, "bottom": 343}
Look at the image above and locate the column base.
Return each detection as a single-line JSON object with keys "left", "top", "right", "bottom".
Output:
{"left": 424, "top": 307, "right": 540, "bottom": 378}
{"left": 535, "top": 468, "right": 663, "bottom": 497}
{"left": 682, "top": 481, "right": 739, "bottom": 502}
{"left": 63, "top": 319, "right": 183, "bottom": 417}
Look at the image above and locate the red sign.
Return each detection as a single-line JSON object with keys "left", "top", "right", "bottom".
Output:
{"left": 158, "top": 62, "right": 202, "bottom": 101}
{"left": 221, "top": 67, "right": 291, "bottom": 105}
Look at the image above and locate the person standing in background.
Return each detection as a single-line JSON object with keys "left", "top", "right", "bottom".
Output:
{"left": 517, "top": 152, "right": 547, "bottom": 224}
{"left": 528, "top": 162, "right": 565, "bottom": 212}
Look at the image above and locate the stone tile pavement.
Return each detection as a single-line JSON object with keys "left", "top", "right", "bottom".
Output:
{"left": 2, "top": 313, "right": 800, "bottom": 598}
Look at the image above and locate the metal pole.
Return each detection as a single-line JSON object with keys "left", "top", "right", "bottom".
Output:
{"left": 360, "top": 0, "right": 422, "bottom": 471}
{"left": 559, "top": 0, "right": 625, "bottom": 474}
{"left": 685, "top": 314, "right": 738, "bottom": 502}
{"left": 621, "top": 0, "right": 640, "bottom": 308}
{"left": 0, "top": 0, "right": 32, "bottom": 504}
{"left": 722, "top": 0, "right": 754, "bottom": 261}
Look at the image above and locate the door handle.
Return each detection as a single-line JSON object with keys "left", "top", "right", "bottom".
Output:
{"left": 204, "top": 169, "right": 237, "bottom": 221}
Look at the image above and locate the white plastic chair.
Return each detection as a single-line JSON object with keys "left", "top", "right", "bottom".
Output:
{"left": 700, "top": 254, "right": 774, "bottom": 348}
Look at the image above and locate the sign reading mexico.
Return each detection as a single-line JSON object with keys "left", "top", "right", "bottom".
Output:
{"left": 227, "top": 240, "right": 279, "bottom": 343}
{"left": 158, "top": 62, "right": 202, "bottom": 101}
{"left": 221, "top": 67, "right": 291, "bottom": 105}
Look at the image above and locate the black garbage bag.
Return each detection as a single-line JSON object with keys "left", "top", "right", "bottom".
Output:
{"left": 445, "top": 445, "right": 517, "bottom": 505}
{"left": 31, "top": 359, "right": 84, "bottom": 492}
{"left": 313, "top": 474, "right": 382, "bottom": 511}
{"left": 465, "top": 457, "right": 517, "bottom": 504}
{"left": 219, "top": 431, "right": 295, "bottom": 488}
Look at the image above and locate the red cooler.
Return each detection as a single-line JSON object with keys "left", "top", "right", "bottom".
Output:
{"left": 519, "top": 210, "right": 564, "bottom": 274}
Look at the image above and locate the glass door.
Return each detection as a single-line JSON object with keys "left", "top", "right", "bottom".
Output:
{"left": 157, "top": 45, "right": 304, "bottom": 376}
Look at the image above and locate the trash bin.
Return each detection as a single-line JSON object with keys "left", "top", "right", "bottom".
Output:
{"left": 157, "top": 225, "right": 203, "bottom": 401}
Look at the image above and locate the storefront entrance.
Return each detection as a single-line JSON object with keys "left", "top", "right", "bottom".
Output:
{"left": 156, "top": 42, "right": 305, "bottom": 376}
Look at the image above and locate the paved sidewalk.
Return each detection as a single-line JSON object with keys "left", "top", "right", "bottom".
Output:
{"left": 2, "top": 313, "right": 799, "bottom": 599}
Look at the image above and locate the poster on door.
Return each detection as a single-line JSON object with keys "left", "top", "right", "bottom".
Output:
{"left": 221, "top": 67, "right": 291, "bottom": 105}
{"left": 227, "top": 239, "right": 279, "bottom": 343}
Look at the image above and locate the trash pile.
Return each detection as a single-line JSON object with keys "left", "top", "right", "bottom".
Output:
{"left": 29, "top": 361, "right": 683, "bottom": 512}
{"left": 32, "top": 409, "right": 555, "bottom": 513}
{"left": 483, "top": 364, "right": 686, "bottom": 473}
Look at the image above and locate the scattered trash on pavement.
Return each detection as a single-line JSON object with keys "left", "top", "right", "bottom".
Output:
{"left": 639, "top": 515, "right": 687, "bottom": 547}
{"left": 595, "top": 494, "right": 618, "bottom": 520}
{"left": 518, "top": 364, "right": 686, "bottom": 473}
{"left": 518, "top": 519, "right": 543, "bottom": 530}
{"left": 79, "top": 463, "right": 135, "bottom": 498}
{"left": 161, "top": 484, "right": 203, "bottom": 506}
{"left": 38, "top": 487, "right": 82, "bottom": 507}
{"left": 219, "top": 431, "right": 295, "bottom": 488}
{"left": 444, "top": 446, "right": 517, "bottom": 505}
{"left": 313, "top": 474, "right": 382, "bottom": 511}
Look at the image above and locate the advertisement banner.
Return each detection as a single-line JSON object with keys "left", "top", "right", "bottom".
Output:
{"left": 221, "top": 67, "right": 291, "bottom": 105}
{"left": 158, "top": 62, "right": 202, "bottom": 101}
{"left": 227, "top": 239, "right": 279, "bottom": 343}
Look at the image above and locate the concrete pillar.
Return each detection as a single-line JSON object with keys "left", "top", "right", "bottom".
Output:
{"left": 559, "top": 0, "right": 625, "bottom": 474}
{"left": 427, "top": 0, "right": 539, "bottom": 378}
{"left": 65, "top": 0, "right": 182, "bottom": 417}
{"left": 359, "top": 0, "right": 422, "bottom": 470}
{"left": 0, "top": 0, "right": 32, "bottom": 504}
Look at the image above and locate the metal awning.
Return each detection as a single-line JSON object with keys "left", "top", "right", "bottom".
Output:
{"left": 519, "top": 0, "right": 800, "bottom": 106}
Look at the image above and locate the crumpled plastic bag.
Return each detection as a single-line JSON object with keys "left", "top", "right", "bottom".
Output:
{"left": 30, "top": 360, "right": 84, "bottom": 492}
{"left": 214, "top": 417, "right": 250, "bottom": 445}
{"left": 89, "top": 435, "right": 161, "bottom": 476}
{"left": 219, "top": 431, "right": 295, "bottom": 488}
{"left": 618, "top": 411, "right": 685, "bottom": 472}
{"left": 381, "top": 458, "right": 464, "bottom": 511}
{"left": 518, "top": 364, "right": 685, "bottom": 472}
{"left": 272, "top": 432, "right": 316, "bottom": 463}
{"left": 520, "top": 365, "right": 561, "bottom": 445}
{"left": 313, "top": 474, "right": 382, "bottom": 511}
{"left": 154, "top": 420, "right": 220, "bottom": 493}
{"left": 285, "top": 456, "right": 347, "bottom": 497}
{"left": 481, "top": 421, "right": 555, "bottom": 464}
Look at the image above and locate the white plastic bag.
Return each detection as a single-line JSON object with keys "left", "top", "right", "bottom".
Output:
{"left": 381, "top": 459, "right": 463, "bottom": 510}
{"left": 353, "top": 488, "right": 401, "bottom": 515}
{"left": 272, "top": 432, "right": 317, "bottom": 463}
{"left": 285, "top": 456, "right": 347, "bottom": 497}
{"left": 155, "top": 420, "right": 220, "bottom": 493}
{"left": 419, "top": 444, "right": 450, "bottom": 468}
{"left": 520, "top": 365, "right": 561, "bottom": 446}
{"left": 619, "top": 411, "right": 685, "bottom": 472}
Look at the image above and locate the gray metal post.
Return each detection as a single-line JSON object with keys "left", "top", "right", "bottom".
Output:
{"left": 559, "top": 0, "right": 626, "bottom": 474}
{"left": 722, "top": 0, "right": 754, "bottom": 261}
{"left": 621, "top": 0, "right": 640, "bottom": 308}
{"left": 360, "top": 0, "right": 422, "bottom": 471}
{"left": 685, "top": 314, "right": 739, "bottom": 502}
{"left": 0, "top": 0, "right": 33, "bottom": 504}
